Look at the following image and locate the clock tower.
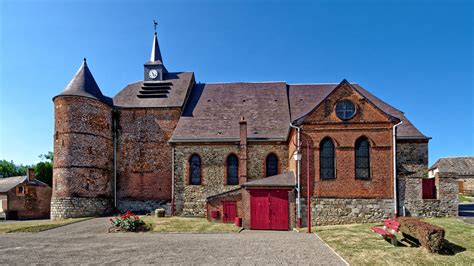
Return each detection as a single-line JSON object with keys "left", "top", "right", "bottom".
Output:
{"left": 144, "top": 30, "right": 167, "bottom": 81}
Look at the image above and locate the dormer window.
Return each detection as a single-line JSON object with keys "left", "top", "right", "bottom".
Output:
{"left": 16, "top": 186, "right": 26, "bottom": 196}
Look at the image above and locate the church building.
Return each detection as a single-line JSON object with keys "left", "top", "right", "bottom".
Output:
{"left": 51, "top": 29, "right": 456, "bottom": 229}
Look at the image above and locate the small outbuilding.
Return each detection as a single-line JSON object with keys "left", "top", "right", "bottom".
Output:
{"left": 0, "top": 169, "right": 52, "bottom": 220}
{"left": 429, "top": 157, "right": 474, "bottom": 195}
{"left": 206, "top": 172, "right": 296, "bottom": 230}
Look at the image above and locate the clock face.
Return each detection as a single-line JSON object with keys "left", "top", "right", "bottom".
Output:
{"left": 148, "top": 69, "right": 158, "bottom": 79}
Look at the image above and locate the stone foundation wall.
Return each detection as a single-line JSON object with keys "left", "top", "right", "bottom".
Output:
{"left": 174, "top": 143, "right": 288, "bottom": 217}
{"left": 306, "top": 198, "right": 394, "bottom": 226}
{"left": 117, "top": 199, "right": 169, "bottom": 214}
{"left": 51, "top": 197, "right": 112, "bottom": 219}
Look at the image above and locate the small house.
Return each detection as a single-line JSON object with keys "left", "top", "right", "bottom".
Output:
{"left": 0, "top": 169, "right": 52, "bottom": 220}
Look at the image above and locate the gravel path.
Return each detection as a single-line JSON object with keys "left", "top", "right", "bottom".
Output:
{"left": 0, "top": 218, "right": 346, "bottom": 265}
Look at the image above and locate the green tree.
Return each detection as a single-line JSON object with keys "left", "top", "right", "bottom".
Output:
{"left": 34, "top": 152, "right": 53, "bottom": 186}
{"left": 0, "top": 160, "right": 28, "bottom": 177}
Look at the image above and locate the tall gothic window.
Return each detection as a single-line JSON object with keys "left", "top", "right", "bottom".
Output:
{"left": 226, "top": 154, "right": 239, "bottom": 185}
{"left": 320, "top": 138, "right": 335, "bottom": 179}
{"left": 265, "top": 153, "right": 279, "bottom": 177}
{"left": 355, "top": 137, "right": 371, "bottom": 179}
{"left": 189, "top": 154, "right": 202, "bottom": 185}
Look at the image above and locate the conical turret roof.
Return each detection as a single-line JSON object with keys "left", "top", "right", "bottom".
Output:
{"left": 54, "top": 59, "right": 112, "bottom": 105}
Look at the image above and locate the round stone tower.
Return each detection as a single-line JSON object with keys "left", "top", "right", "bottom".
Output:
{"left": 51, "top": 59, "right": 114, "bottom": 219}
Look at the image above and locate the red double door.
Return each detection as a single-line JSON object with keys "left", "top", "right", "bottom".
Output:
{"left": 250, "top": 189, "right": 289, "bottom": 230}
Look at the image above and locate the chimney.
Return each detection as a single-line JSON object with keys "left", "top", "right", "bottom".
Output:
{"left": 239, "top": 116, "right": 248, "bottom": 183}
{"left": 27, "top": 168, "right": 35, "bottom": 181}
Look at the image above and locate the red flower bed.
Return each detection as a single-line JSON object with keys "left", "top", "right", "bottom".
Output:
{"left": 110, "top": 211, "right": 146, "bottom": 232}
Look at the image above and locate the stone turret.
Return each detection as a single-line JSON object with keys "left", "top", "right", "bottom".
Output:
{"left": 51, "top": 59, "right": 114, "bottom": 219}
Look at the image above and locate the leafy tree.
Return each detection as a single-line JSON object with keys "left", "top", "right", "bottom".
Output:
{"left": 0, "top": 160, "right": 28, "bottom": 177}
{"left": 34, "top": 152, "right": 53, "bottom": 186}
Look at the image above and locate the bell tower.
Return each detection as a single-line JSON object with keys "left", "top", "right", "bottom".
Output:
{"left": 144, "top": 21, "right": 167, "bottom": 81}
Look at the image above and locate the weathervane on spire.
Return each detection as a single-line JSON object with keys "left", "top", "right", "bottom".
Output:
{"left": 153, "top": 20, "right": 158, "bottom": 33}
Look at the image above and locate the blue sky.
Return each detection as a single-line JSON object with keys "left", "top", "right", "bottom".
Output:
{"left": 0, "top": 0, "right": 473, "bottom": 165}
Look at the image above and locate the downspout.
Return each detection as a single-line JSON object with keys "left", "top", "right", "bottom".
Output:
{"left": 171, "top": 145, "right": 175, "bottom": 216}
{"left": 113, "top": 109, "right": 118, "bottom": 209}
{"left": 392, "top": 121, "right": 403, "bottom": 217}
{"left": 289, "top": 123, "right": 301, "bottom": 227}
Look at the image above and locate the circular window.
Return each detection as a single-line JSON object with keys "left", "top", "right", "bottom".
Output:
{"left": 335, "top": 100, "right": 356, "bottom": 120}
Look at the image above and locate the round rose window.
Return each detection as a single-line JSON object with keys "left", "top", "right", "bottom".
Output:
{"left": 335, "top": 100, "right": 356, "bottom": 120}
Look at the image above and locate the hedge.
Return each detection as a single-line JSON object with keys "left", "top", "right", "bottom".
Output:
{"left": 397, "top": 217, "right": 445, "bottom": 253}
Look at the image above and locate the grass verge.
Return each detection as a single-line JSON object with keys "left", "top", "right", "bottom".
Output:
{"left": 313, "top": 218, "right": 474, "bottom": 265}
{"left": 0, "top": 218, "right": 91, "bottom": 233}
{"left": 141, "top": 216, "right": 240, "bottom": 233}
{"left": 459, "top": 194, "right": 473, "bottom": 203}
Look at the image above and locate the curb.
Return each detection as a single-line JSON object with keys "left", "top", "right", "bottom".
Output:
{"left": 313, "top": 232, "right": 350, "bottom": 266}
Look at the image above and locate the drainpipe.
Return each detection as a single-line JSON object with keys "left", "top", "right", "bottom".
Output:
{"left": 171, "top": 145, "right": 175, "bottom": 216}
{"left": 113, "top": 109, "right": 118, "bottom": 209}
{"left": 393, "top": 121, "right": 403, "bottom": 217}
{"left": 306, "top": 140, "right": 311, "bottom": 233}
{"left": 289, "top": 123, "right": 301, "bottom": 228}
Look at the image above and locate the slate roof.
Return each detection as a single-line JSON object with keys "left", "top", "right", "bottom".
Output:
{"left": 241, "top": 172, "right": 295, "bottom": 187}
{"left": 0, "top": 176, "right": 27, "bottom": 193}
{"left": 169, "top": 82, "right": 291, "bottom": 142}
{"left": 288, "top": 82, "right": 429, "bottom": 140}
{"left": 429, "top": 157, "right": 474, "bottom": 176}
{"left": 54, "top": 59, "right": 112, "bottom": 105}
{"left": 113, "top": 72, "right": 194, "bottom": 108}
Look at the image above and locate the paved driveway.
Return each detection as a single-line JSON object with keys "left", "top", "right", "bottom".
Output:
{"left": 0, "top": 218, "right": 346, "bottom": 265}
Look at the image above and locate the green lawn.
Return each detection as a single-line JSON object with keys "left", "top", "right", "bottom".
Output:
{"left": 141, "top": 216, "right": 241, "bottom": 233}
{"left": 0, "top": 218, "right": 90, "bottom": 233}
{"left": 313, "top": 218, "right": 474, "bottom": 265}
{"left": 459, "top": 194, "right": 473, "bottom": 203}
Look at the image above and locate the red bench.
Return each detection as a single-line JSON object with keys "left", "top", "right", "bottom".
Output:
{"left": 371, "top": 218, "right": 400, "bottom": 246}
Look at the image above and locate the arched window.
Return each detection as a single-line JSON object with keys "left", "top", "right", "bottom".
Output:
{"left": 189, "top": 154, "right": 202, "bottom": 185}
{"left": 355, "top": 137, "right": 370, "bottom": 179}
{"left": 226, "top": 154, "right": 239, "bottom": 185}
{"left": 266, "top": 153, "right": 279, "bottom": 177}
{"left": 320, "top": 138, "right": 335, "bottom": 179}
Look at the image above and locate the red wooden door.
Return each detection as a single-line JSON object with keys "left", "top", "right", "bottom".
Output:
{"left": 250, "top": 190, "right": 270, "bottom": 229}
{"left": 269, "top": 190, "right": 289, "bottom": 230}
{"left": 422, "top": 178, "right": 436, "bottom": 199}
{"left": 223, "top": 201, "right": 237, "bottom": 223}
{"left": 250, "top": 189, "right": 288, "bottom": 230}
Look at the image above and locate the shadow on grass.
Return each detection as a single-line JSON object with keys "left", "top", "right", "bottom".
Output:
{"left": 397, "top": 235, "right": 466, "bottom": 256}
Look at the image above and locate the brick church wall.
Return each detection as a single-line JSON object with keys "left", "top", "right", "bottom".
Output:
{"left": 293, "top": 82, "right": 398, "bottom": 226}
{"left": 116, "top": 107, "right": 180, "bottom": 213}
{"left": 52, "top": 96, "right": 114, "bottom": 219}
{"left": 174, "top": 143, "right": 288, "bottom": 216}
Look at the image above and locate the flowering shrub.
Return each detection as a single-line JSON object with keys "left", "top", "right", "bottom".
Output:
{"left": 110, "top": 211, "right": 146, "bottom": 232}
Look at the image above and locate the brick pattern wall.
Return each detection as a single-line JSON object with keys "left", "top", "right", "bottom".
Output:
{"left": 8, "top": 184, "right": 52, "bottom": 219}
{"left": 174, "top": 143, "right": 288, "bottom": 216}
{"left": 52, "top": 96, "right": 113, "bottom": 219}
{"left": 116, "top": 107, "right": 181, "bottom": 211}
{"left": 299, "top": 82, "right": 395, "bottom": 199}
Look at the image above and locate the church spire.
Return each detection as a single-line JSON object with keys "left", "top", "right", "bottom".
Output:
{"left": 149, "top": 20, "right": 163, "bottom": 64}
{"left": 144, "top": 20, "right": 166, "bottom": 81}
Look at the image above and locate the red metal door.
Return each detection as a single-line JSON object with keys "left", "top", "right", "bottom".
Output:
{"left": 250, "top": 190, "right": 270, "bottom": 229}
{"left": 223, "top": 201, "right": 237, "bottom": 223}
{"left": 269, "top": 190, "right": 289, "bottom": 230}
{"left": 250, "top": 189, "right": 288, "bottom": 230}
